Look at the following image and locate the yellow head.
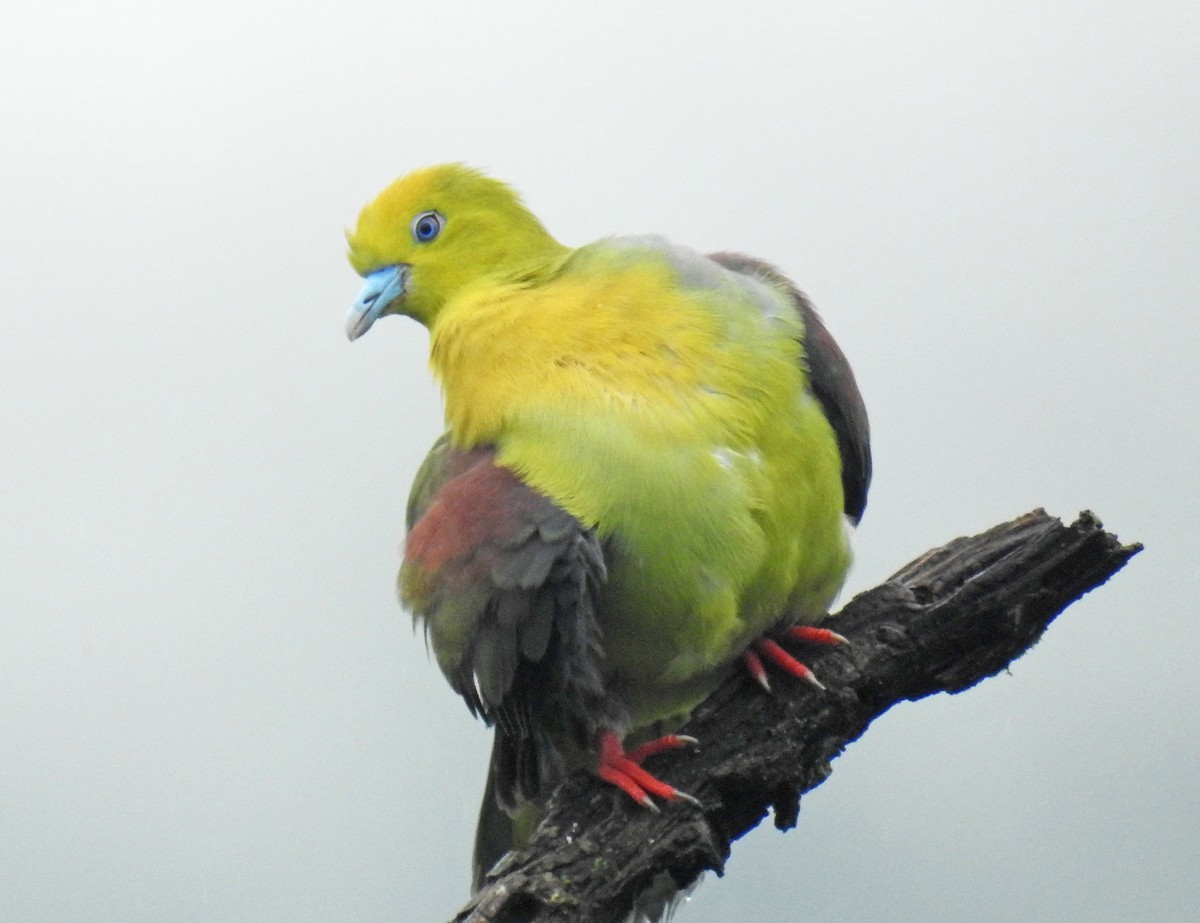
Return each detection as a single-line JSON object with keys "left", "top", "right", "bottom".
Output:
{"left": 345, "top": 164, "right": 566, "bottom": 337}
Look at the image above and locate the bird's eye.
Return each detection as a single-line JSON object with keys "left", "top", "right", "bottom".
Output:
{"left": 411, "top": 211, "right": 445, "bottom": 243}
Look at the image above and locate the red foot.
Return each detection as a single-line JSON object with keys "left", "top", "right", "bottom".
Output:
{"left": 743, "top": 647, "right": 770, "bottom": 691}
{"left": 742, "top": 624, "right": 849, "bottom": 692}
{"left": 596, "top": 729, "right": 700, "bottom": 811}
{"left": 786, "top": 625, "right": 849, "bottom": 646}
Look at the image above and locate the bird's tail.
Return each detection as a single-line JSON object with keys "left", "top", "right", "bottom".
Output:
{"left": 471, "top": 735, "right": 699, "bottom": 921}
{"left": 472, "top": 736, "right": 546, "bottom": 892}
{"left": 471, "top": 759, "right": 513, "bottom": 893}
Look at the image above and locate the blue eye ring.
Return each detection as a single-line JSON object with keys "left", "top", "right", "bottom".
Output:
{"left": 411, "top": 210, "right": 445, "bottom": 243}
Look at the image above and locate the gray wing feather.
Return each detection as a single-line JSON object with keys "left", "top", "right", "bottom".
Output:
{"left": 402, "top": 440, "right": 617, "bottom": 813}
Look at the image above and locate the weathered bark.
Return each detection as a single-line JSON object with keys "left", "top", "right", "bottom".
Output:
{"left": 450, "top": 510, "right": 1141, "bottom": 923}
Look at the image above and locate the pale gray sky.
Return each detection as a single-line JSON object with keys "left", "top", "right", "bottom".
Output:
{"left": 2, "top": 2, "right": 1197, "bottom": 920}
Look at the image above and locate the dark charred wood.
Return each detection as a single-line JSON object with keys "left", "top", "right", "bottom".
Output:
{"left": 450, "top": 510, "right": 1142, "bottom": 923}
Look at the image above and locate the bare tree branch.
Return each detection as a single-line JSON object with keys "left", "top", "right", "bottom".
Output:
{"left": 450, "top": 509, "right": 1141, "bottom": 923}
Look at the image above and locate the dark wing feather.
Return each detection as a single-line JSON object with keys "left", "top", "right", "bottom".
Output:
{"left": 401, "top": 438, "right": 618, "bottom": 813}
{"left": 708, "top": 252, "right": 872, "bottom": 524}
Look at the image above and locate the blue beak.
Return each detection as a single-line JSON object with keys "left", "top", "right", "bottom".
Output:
{"left": 346, "top": 265, "right": 407, "bottom": 341}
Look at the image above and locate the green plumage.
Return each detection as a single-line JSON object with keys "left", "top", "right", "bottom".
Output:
{"left": 347, "top": 164, "right": 871, "bottom": 891}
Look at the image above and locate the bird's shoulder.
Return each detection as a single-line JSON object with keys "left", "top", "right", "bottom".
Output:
{"left": 560, "top": 235, "right": 799, "bottom": 326}
{"left": 404, "top": 436, "right": 598, "bottom": 585}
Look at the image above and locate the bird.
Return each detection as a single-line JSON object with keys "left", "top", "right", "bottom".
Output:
{"left": 344, "top": 163, "right": 871, "bottom": 891}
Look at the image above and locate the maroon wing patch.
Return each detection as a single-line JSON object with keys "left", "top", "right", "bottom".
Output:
{"left": 401, "top": 440, "right": 615, "bottom": 809}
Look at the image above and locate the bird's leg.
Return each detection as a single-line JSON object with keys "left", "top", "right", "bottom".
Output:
{"left": 595, "top": 729, "right": 701, "bottom": 811}
{"left": 742, "top": 624, "right": 849, "bottom": 693}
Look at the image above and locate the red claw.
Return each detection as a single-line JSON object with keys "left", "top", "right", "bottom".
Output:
{"left": 786, "top": 625, "right": 849, "bottom": 646}
{"left": 755, "top": 638, "right": 825, "bottom": 690}
{"left": 741, "top": 647, "right": 772, "bottom": 692}
{"left": 743, "top": 623, "right": 849, "bottom": 691}
{"left": 596, "top": 729, "right": 701, "bottom": 810}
